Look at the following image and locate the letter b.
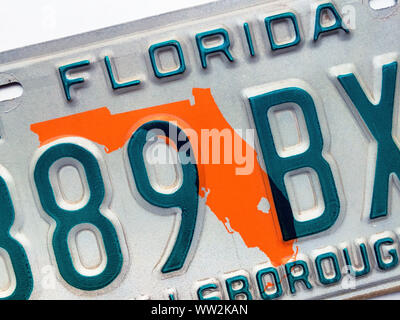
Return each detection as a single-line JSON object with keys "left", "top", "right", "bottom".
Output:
{"left": 249, "top": 87, "right": 340, "bottom": 240}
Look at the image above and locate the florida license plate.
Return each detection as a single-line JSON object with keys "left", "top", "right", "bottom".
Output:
{"left": 0, "top": 0, "right": 399, "bottom": 300}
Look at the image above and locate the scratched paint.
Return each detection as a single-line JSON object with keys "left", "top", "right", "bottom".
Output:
{"left": 30, "top": 88, "right": 295, "bottom": 266}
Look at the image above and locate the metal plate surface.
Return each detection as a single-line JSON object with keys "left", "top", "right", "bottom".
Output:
{"left": 0, "top": 0, "right": 400, "bottom": 300}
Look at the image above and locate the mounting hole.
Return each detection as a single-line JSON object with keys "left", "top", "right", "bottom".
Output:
{"left": 0, "top": 83, "right": 23, "bottom": 102}
{"left": 369, "top": 0, "right": 398, "bottom": 10}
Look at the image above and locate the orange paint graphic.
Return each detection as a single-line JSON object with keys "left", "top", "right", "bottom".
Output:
{"left": 264, "top": 282, "right": 274, "bottom": 290}
{"left": 30, "top": 88, "right": 295, "bottom": 266}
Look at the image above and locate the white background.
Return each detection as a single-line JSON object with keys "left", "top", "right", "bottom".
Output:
{"left": 0, "top": 0, "right": 398, "bottom": 300}
{"left": 0, "top": 0, "right": 215, "bottom": 53}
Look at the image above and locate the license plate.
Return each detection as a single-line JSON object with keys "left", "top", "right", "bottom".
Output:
{"left": 0, "top": 0, "right": 399, "bottom": 300}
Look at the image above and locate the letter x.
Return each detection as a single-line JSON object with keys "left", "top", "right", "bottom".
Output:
{"left": 338, "top": 61, "right": 399, "bottom": 219}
